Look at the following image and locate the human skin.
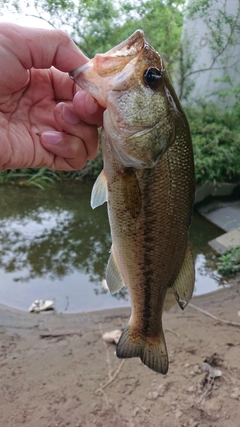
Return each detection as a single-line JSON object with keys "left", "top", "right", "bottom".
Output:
{"left": 0, "top": 23, "right": 104, "bottom": 171}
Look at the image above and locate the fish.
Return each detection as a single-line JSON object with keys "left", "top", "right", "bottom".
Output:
{"left": 70, "top": 30, "right": 195, "bottom": 374}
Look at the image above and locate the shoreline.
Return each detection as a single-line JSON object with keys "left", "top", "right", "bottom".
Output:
{"left": 1, "top": 276, "right": 239, "bottom": 427}
{"left": 0, "top": 279, "right": 235, "bottom": 333}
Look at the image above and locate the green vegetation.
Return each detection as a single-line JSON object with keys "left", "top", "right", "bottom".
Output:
{"left": 0, "top": 168, "right": 62, "bottom": 189}
{"left": 186, "top": 102, "right": 240, "bottom": 184}
{"left": 1, "top": 0, "right": 240, "bottom": 187}
{"left": 1, "top": 0, "right": 185, "bottom": 74}
{"left": 2, "top": 100, "right": 240, "bottom": 188}
{"left": 217, "top": 246, "right": 240, "bottom": 277}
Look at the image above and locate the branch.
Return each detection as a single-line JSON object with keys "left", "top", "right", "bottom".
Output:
{"left": 183, "top": 2, "right": 240, "bottom": 83}
{"left": 25, "top": 14, "right": 57, "bottom": 29}
{"left": 188, "top": 303, "right": 240, "bottom": 327}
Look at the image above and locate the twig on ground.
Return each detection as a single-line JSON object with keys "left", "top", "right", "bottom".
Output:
{"left": 188, "top": 303, "right": 240, "bottom": 327}
{"left": 165, "top": 328, "right": 180, "bottom": 338}
{"left": 96, "top": 360, "right": 125, "bottom": 394}
{"left": 198, "top": 383, "right": 213, "bottom": 404}
{"left": 98, "top": 323, "right": 113, "bottom": 380}
{"left": 96, "top": 323, "right": 125, "bottom": 401}
{"left": 97, "top": 388, "right": 110, "bottom": 405}
{"left": 39, "top": 330, "right": 82, "bottom": 338}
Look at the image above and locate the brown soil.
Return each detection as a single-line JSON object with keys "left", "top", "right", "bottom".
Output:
{"left": 0, "top": 277, "right": 240, "bottom": 427}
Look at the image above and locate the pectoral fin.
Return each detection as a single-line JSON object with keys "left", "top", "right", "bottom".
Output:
{"left": 106, "top": 248, "right": 125, "bottom": 294}
{"left": 172, "top": 243, "right": 195, "bottom": 310}
{"left": 91, "top": 170, "right": 108, "bottom": 209}
{"left": 119, "top": 168, "right": 141, "bottom": 218}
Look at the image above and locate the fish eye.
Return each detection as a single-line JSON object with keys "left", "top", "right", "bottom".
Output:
{"left": 143, "top": 67, "right": 163, "bottom": 90}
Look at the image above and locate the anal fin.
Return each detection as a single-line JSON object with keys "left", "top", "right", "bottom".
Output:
{"left": 106, "top": 248, "right": 125, "bottom": 294}
{"left": 172, "top": 243, "right": 195, "bottom": 310}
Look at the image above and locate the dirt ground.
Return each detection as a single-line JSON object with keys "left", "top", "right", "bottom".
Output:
{"left": 0, "top": 277, "right": 240, "bottom": 427}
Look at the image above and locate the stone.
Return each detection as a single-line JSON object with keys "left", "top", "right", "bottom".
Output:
{"left": 209, "top": 227, "right": 240, "bottom": 254}
{"left": 147, "top": 391, "right": 159, "bottom": 400}
{"left": 175, "top": 409, "right": 183, "bottom": 419}
{"left": 230, "top": 388, "right": 240, "bottom": 399}
{"left": 204, "top": 397, "right": 222, "bottom": 412}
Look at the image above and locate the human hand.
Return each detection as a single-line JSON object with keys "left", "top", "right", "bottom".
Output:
{"left": 0, "top": 23, "right": 104, "bottom": 171}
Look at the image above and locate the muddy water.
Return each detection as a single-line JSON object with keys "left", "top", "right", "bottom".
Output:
{"left": 0, "top": 182, "right": 227, "bottom": 313}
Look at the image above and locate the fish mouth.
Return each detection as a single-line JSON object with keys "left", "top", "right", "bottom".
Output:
{"left": 69, "top": 62, "right": 108, "bottom": 108}
{"left": 101, "top": 29, "right": 145, "bottom": 57}
{"left": 69, "top": 30, "right": 146, "bottom": 108}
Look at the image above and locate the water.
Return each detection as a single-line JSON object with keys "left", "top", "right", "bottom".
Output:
{"left": 0, "top": 183, "right": 227, "bottom": 313}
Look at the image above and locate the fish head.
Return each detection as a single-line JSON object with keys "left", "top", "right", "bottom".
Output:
{"left": 70, "top": 30, "right": 183, "bottom": 169}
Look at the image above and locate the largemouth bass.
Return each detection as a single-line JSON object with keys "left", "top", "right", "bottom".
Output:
{"left": 70, "top": 30, "right": 195, "bottom": 374}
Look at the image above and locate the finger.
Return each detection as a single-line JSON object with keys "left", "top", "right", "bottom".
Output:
{"left": 73, "top": 90, "right": 105, "bottom": 126}
{"left": 0, "top": 23, "right": 87, "bottom": 73}
{"left": 50, "top": 67, "right": 76, "bottom": 102}
{"left": 40, "top": 131, "right": 88, "bottom": 170}
{"left": 53, "top": 102, "right": 99, "bottom": 160}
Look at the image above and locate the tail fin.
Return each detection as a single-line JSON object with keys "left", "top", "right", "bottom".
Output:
{"left": 116, "top": 325, "right": 168, "bottom": 374}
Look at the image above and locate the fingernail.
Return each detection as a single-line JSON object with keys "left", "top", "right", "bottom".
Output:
{"left": 63, "top": 104, "right": 80, "bottom": 124}
{"left": 41, "top": 131, "right": 62, "bottom": 144}
{"left": 85, "top": 92, "right": 98, "bottom": 114}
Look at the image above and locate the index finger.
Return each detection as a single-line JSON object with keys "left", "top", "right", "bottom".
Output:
{"left": 1, "top": 23, "right": 87, "bottom": 71}
{"left": 0, "top": 23, "right": 87, "bottom": 95}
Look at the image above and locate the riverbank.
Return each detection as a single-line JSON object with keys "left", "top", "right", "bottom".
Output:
{"left": 0, "top": 277, "right": 240, "bottom": 427}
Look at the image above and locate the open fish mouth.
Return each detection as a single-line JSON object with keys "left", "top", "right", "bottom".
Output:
{"left": 69, "top": 30, "right": 147, "bottom": 108}
{"left": 69, "top": 59, "right": 139, "bottom": 108}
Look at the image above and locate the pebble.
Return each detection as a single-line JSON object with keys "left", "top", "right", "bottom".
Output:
{"left": 187, "top": 386, "right": 195, "bottom": 393}
{"left": 132, "top": 407, "right": 139, "bottom": 416}
{"left": 204, "top": 397, "right": 222, "bottom": 412}
{"left": 147, "top": 391, "right": 158, "bottom": 400}
{"left": 175, "top": 409, "right": 183, "bottom": 419}
{"left": 157, "top": 383, "right": 166, "bottom": 397}
{"left": 230, "top": 388, "right": 240, "bottom": 399}
{"left": 193, "top": 365, "right": 201, "bottom": 374}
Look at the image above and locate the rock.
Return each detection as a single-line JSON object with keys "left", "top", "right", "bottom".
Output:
{"left": 175, "top": 409, "right": 183, "bottom": 419}
{"left": 132, "top": 407, "right": 139, "bottom": 416}
{"left": 204, "top": 397, "right": 222, "bottom": 412}
{"left": 187, "top": 386, "right": 195, "bottom": 393}
{"left": 230, "top": 388, "right": 240, "bottom": 399}
{"left": 193, "top": 365, "right": 201, "bottom": 374}
{"left": 157, "top": 383, "right": 166, "bottom": 396}
{"left": 147, "top": 391, "right": 158, "bottom": 400}
{"left": 102, "top": 330, "right": 122, "bottom": 344}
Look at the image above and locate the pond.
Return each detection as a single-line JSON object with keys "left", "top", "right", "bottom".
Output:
{"left": 0, "top": 182, "right": 227, "bottom": 313}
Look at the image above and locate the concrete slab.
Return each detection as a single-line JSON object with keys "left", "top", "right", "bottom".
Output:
{"left": 201, "top": 206, "right": 240, "bottom": 232}
{"left": 195, "top": 182, "right": 238, "bottom": 204}
{"left": 209, "top": 227, "right": 240, "bottom": 254}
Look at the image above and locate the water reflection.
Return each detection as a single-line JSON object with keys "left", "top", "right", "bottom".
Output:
{"left": 0, "top": 183, "right": 227, "bottom": 312}
{"left": 0, "top": 183, "right": 110, "bottom": 283}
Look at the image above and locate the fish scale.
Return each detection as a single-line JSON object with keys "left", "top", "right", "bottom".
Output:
{"left": 70, "top": 30, "right": 195, "bottom": 374}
